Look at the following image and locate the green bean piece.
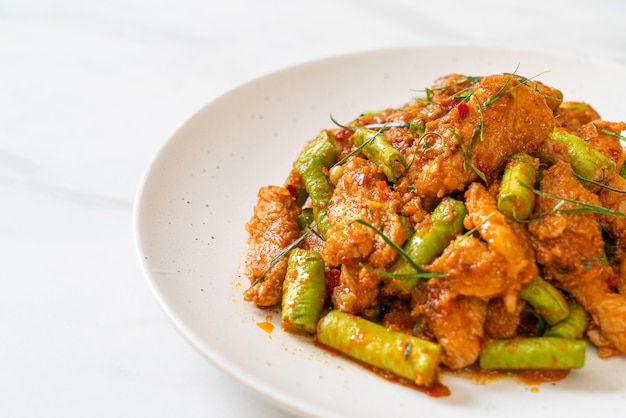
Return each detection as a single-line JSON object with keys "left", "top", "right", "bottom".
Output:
{"left": 549, "top": 128, "right": 616, "bottom": 184}
{"left": 519, "top": 276, "right": 570, "bottom": 325}
{"left": 544, "top": 303, "right": 590, "bottom": 340}
{"left": 281, "top": 248, "right": 326, "bottom": 335}
{"left": 620, "top": 163, "right": 626, "bottom": 180}
{"left": 386, "top": 198, "right": 467, "bottom": 294}
{"left": 497, "top": 153, "right": 539, "bottom": 220}
{"left": 294, "top": 130, "right": 340, "bottom": 238}
{"left": 316, "top": 310, "right": 442, "bottom": 387}
{"left": 479, "top": 337, "right": 586, "bottom": 370}
{"left": 295, "top": 208, "right": 314, "bottom": 230}
{"left": 352, "top": 127, "right": 406, "bottom": 182}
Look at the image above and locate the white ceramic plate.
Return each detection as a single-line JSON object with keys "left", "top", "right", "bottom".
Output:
{"left": 134, "top": 45, "right": 626, "bottom": 417}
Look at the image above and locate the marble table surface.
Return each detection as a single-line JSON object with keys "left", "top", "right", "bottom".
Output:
{"left": 3, "top": 1, "right": 626, "bottom": 417}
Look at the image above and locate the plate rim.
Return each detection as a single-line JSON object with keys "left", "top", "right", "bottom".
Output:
{"left": 133, "top": 43, "right": 626, "bottom": 417}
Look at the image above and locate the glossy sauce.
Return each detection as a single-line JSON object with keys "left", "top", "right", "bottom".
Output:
{"left": 314, "top": 338, "right": 571, "bottom": 397}
{"left": 452, "top": 365, "right": 570, "bottom": 386}
{"left": 314, "top": 340, "right": 451, "bottom": 397}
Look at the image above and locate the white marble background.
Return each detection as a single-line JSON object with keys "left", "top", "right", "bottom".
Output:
{"left": 2, "top": 1, "right": 625, "bottom": 417}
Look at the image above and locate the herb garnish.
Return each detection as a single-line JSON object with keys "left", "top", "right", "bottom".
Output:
{"left": 354, "top": 219, "right": 442, "bottom": 278}
{"left": 596, "top": 126, "right": 626, "bottom": 143}
{"left": 522, "top": 183, "right": 626, "bottom": 218}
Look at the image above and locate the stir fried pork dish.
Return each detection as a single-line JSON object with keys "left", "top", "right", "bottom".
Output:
{"left": 242, "top": 71, "right": 626, "bottom": 392}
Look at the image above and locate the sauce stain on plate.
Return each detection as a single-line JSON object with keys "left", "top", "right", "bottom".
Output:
{"left": 257, "top": 315, "right": 275, "bottom": 335}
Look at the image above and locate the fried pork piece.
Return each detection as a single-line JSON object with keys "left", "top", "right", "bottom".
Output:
{"left": 587, "top": 295, "right": 626, "bottom": 357}
{"left": 422, "top": 228, "right": 522, "bottom": 369}
{"left": 419, "top": 287, "right": 487, "bottom": 370}
{"left": 429, "top": 73, "right": 479, "bottom": 104}
{"left": 484, "top": 298, "right": 526, "bottom": 340}
{"left": 463, "top": 182, "right": 538, "bottom": 311}
{"left": 243, "top": 185, "right": 301, "bottom": 307}
{"left": 330, "top": 264, "right": 381, "bottom": 315}
{"left": 555, "top": 101, "right": 601, "bottom": 136}
{"left": 427, "top": 234, "right": 508, "bottom": 299}
{"left": 378, "top": 298, "right": 416, "bottom": 335}
{"left": 322, "top": 156, "right": 406, "bottom": 269}
{"left": 528, "top": 160, "right": 626, "bottom": 354}
{"left": 396, "top": 74, "right": 557, "bottom": 199}
{"left": 322, "top": 156, "right": 406, "bottom": 313}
